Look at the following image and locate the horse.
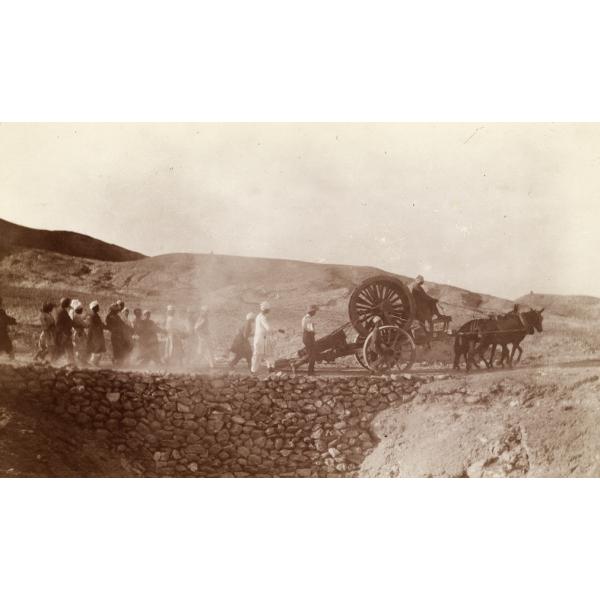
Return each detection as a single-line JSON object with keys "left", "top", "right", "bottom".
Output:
{"left": 453, "top": 317, "right": 499, "bottom": 371}
{"left": 472, "top": 308, "right": 544, "bottom": 368}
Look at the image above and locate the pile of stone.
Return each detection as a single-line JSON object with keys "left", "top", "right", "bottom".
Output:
{"left": 0, "top": 365, "right": 423, "bottom": 477}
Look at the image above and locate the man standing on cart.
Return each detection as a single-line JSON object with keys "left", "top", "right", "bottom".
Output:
{"left": 301, "top": 304, "right": 319, "bottom": 376}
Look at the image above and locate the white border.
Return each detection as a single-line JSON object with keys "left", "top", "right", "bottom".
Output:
{"left": 2, "top": 2, "right": 600, "bottom": 599}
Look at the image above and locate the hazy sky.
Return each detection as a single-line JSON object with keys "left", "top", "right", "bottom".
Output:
{"left": 1, "top": 123, "right": 599, "bottom": 299}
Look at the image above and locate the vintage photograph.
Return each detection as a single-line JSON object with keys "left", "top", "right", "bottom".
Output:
{"left": 1, "top": 123, "right": 599, "bottom": 477}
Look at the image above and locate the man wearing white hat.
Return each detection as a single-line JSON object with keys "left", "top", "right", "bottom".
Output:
{"left": 71, "top": 299, "right": 89, "bottom": 365}
{"left": 251, "top": 301, "right": 284, "bottom": 374}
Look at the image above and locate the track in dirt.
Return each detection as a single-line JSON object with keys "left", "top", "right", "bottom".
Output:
{"left": 282, "top": 357, "right": 600, "bottom": 379}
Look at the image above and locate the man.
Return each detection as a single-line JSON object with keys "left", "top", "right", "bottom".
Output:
{"left": 118, "top": 304, "right": 134, "bottom": 364}
{"left": 251, "top": 301, "right": 285, "bottom": 374}
{"left": 164, "top": 305, "right": 185, "bottom": 366}
{"left": 137, "top": 310, "right": 165, "bottom": 367}
{"left": 229, "top": 312, "right": 254, "bottom": 369}
{"left": 34, "top": 301, "right": 56, "bottom": 363}
{"left": 194, "top": 306, "right": 215, "bottom": 369}
{"left": 71, "top": 300, "right": 89, "bottom": 365}
{"left": 301, "top": 304, "right": 319, "bottom": 376}
{"left": 55, "top": 297, "right": 75, "bottom": 365}
{"left": 86, "top": 300, "right": 107, "bottom": 366}
{"left": 410, "top": 274, "right": 443, "bottom": 335}
{"left": 131, "top": 308, "right": 143, "bottom": 363}
{"left": 106, "top": 303, "right": 129, "bottom": 367}
{"left": 410, "top": 276, "right": 442, "bottom": 314}
{"left": 0, "top": 296, "right": 17, "bottom": 360}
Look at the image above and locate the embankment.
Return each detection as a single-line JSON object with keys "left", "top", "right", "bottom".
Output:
{"left": 0, "top": 364, "right": 421, "bottom": 477}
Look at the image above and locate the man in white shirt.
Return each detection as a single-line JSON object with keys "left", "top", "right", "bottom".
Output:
{"left": 302, "top": 304, "right": 319, "bottom": 376}
{"left": 251, "top": 301, "right": 284, "bottom": 374}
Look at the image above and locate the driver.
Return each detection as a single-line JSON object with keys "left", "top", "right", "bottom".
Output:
{"left": 410, "top": 275, "right": 442, "bottom": 319}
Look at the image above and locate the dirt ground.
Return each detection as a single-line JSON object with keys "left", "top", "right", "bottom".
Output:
{"left": 361, "top": 362, "right": 600, "bottom": 477}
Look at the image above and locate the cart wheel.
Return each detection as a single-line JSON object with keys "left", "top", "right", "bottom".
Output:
{"left": 349, "top": 275, "right": 416, "bottom": 337}
{"left": 362, "top": 325, "right": 416, "bottom": 373}
{"left": 353, "top": 334, "right": 368, "bottom": 369}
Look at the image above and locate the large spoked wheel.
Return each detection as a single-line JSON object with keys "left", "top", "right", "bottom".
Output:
{"left": 349, "top": 275, "right": 416, "bottom": 337}
{"left": 352, "top": 333, "right": 368, "bottom": 369}
{"left": 362, "top": 325, "right": 416, "bottom": 373}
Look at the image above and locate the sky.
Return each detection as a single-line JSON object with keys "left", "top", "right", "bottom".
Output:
{"left": 1, "top": 122, "right": 599, "bottom": 299}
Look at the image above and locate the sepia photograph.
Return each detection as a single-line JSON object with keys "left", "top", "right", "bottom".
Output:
{"left": 1, "top": 123, "right": 599, "bottom": 478}
{"left": 3, "top": 3, "right": 600, "bottom": 599}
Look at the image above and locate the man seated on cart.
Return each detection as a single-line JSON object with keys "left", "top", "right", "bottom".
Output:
{"left": 410, "top": 275, "right": 444, "bottom": 335}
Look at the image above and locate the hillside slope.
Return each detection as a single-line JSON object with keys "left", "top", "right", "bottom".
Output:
{"left": 2, "top": 221, "right": 598, "bottom": 366}
{"left": 0, "top": 217, "right": 145, "bottom": 262}
{"left": 516, "top": 292, "right": 600, "bottom": 319}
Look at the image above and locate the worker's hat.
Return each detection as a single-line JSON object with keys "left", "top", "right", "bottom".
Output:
{"left": 260, "top": 301, "right": 271, "bottom": 311}
{"left": 307, "top": 304, "right": 319, "bottom": 312}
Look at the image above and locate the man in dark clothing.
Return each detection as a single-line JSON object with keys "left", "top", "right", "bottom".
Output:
{"left": 34, "top": 301, "right": 56, "bottom": 363}
{"left": 86, "top": 300, "right": 107, "bottom": 366}
{"left": 301, "top": 304, "right": 319, "bottom": 376}
{"left": 229, "top": 312, "right": 254, "bottom": 369}
{"left": 137, "top": 310, "right": 164, "bottom": 366}
{"left": 0, "top": 297, "right": 17, "bottom": 360}
{"left": 106, "top": 303, "right": 130, "bottom": 367}
{"left": 410, "top": 275, "right": 443, "bottom": 318}
{"left": 55, "top": 297, "right": 75, "bottom": 365}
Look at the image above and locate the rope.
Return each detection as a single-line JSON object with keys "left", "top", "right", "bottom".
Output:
{"left": 454, "top": 328, "right": 528, "bottom": 337}
{"left": 438, "top": 299, "right": 498, "bottom": 317}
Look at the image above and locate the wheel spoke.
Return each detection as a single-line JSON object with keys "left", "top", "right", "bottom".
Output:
{"left": 355, "top": 299, "right": 375, "bottom": 311}
{"left": 361, "top": 287, "right": 377, "bottom": 305}
{"left": 357, "top": 291, "right": 375, "bottom": 307}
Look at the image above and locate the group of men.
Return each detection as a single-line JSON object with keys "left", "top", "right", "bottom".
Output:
{"left": 31, "top": 298, "right": 215, "bottom": 369}
{"left": 228, "top": 301, "right": 318, "bottom": 375}
{"left": 0, "top": 274, "right": 442, "bottom": 375}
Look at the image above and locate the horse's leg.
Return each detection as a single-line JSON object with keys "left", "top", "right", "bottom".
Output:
{"left": 453, "top": 336, "right": 462, "bottom": 370}
{"left": 474, "top": 340, "right": 490, "bottom": 368}
{"left": 465, "top": 341, "right": 474, "bottom": 371}
{"left": 508, "top": 344, "right": 518, "bottom": 368}
{"left": 514, "top": 344, "right": 523, "bottom": 364}
{"left": 498, "top": 345, "right": 507, "bottom": 368}
{"left": 488, "top": 343, "right": 497, "bottom": 369}
{"left": 425, "top": 318, "right": 433, "bottom": 349}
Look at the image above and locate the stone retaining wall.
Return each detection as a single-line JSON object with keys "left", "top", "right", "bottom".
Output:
{"left": 0, "top": 364, "right": 423, "bottom": 477}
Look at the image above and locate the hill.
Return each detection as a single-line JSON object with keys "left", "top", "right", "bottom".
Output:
{"left": 0, "top": 217, "right": 145, "bottom": 262}
{"left": 0, "top": 243, "right": 518, "bottom": 364}
{"left": 516, "top": 291, "right": 600, "bottom": 320}
{"left": 3, "top": 220, "right": 598, "bottom": 367}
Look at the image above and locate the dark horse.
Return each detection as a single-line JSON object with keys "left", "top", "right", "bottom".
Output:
{"left": 483, "top": 308, "right": 544, "bottom": 368}
{"left": 453, "top": 308, "right": 544, "bottom": 371}
{"left": 453, "top": 318, "right": 498, "bottom": 370}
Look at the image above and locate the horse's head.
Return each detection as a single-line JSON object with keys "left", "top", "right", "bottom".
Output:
{"left": 524, "top": 308, "right": 544, "bottom": 333}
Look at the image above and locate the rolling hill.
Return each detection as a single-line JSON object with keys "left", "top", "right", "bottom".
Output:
{"left": 0, "top": 218, "right": 145, "bottom": 262}
{"left": 1, "top": 218, "right": 598, "bottom": 364}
